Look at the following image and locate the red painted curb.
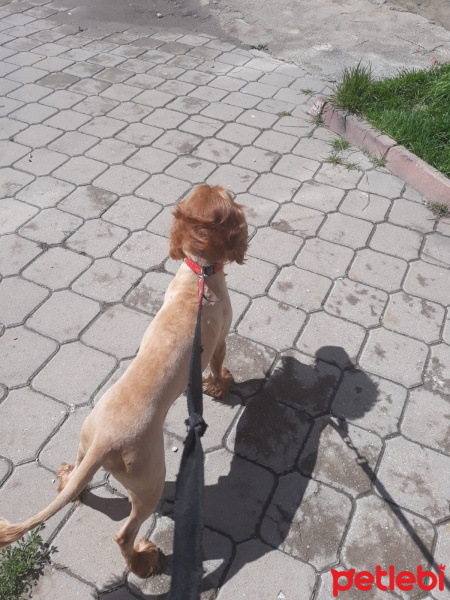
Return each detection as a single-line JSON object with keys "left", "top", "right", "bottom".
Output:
{"left": 313, "top": 99, "right": 450, "bottom": 207}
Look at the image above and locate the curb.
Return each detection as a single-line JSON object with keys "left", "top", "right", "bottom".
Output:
{"left": 310, "top": 99, "right": 450, "bottom": 207}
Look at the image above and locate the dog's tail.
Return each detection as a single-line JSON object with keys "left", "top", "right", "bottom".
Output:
{"left": 0, "top": 447, "right": 103, "bottom": 549}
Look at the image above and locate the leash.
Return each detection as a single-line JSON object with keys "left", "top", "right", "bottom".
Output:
{"left": 169, "top": 258, "right": 222, "bottom": 600}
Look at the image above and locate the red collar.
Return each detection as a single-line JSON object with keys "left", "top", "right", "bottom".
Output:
{"left": 185, "top": 258, "right": 223, "bottom": 277}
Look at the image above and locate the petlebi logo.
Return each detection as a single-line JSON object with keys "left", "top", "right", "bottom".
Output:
{"left": 331, "top": 564, "right": 446, "bottom": 597}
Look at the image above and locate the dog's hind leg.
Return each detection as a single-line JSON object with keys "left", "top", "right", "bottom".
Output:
{"left": 114, "top": 489, "right": 160, "bottom": 578}
{"left": 203, "top": 339, "right": 233, "bottom": 398}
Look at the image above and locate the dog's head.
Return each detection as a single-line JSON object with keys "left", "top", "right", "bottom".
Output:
{"left": 169, "top": 184, "right": 248, "bottom": 264}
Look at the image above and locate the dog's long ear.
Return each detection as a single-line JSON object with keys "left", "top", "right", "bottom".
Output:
{"left": 226, "top": 201, "right": 248, "bottom": 265}
{"left": 169, "top": 199, "right": 187, "bottom": 260}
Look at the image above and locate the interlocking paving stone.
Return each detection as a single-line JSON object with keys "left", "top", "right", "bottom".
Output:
{"left": 93, "top": 164, "right": 149, "bottom": 195}
{"left": 23, "top": 246, "right": 91, "bottom": 289}
{"left": 295, "top": 237, "right": 354, "bottom": 278}
{"left": 10, "top": 100, "right": 57, "bottom": 123}
{"left": 299, "top": 416, "right": 382, "bottom": 495}
{"left": 40, "top": 88, "right": 85, "bottom": 108}
{"left": 65, "top": 219, "right": 128, "bottom": 258}
{"left": 226, "top": 392, "right": 310, "bottom": 472}
{"left": 0, "top": 276, "right": 48, "bottom": 326}
{"left": 193, "top": 137, "right": 239, "bottom": 164}
{"left": 332, "top": 371, "right": 407, "bottom": 437}
{"left": 33, "top": 341, "right": 116, "bottom": 405}
{"left": 72, "top": 257, "right": 141, "bottom": 302}
{"left": 166, "top": 155, "right": 216, "bottom": 183}
{"left": 424, "top": 343, "right": 450, "bottom": 397}
{"left": 235, "top": 193, "right": 278, "bottom": 227}
{"left": 107, "top": 100, "right": 152, "bottom": 122}
{"left": 315, "top": 162, "right": 363, "bottom": 190}
{"left": 325, "top": 278, "right": 388, "bottom": 327}
{"left": 0, "top": 139, "right": 29, "bottom": 167}
{"left": 383, "top": 291, "right": 444, "bottom": 343}
{"left": 142, "top": 106, "right": 187, "bottom": 129}
{"left": 146, "top": 205, "right": 173, "bottom": 237}
{"left": 165, "top": 392, "right": 241, "bottom": 452}
{"left": 377, "top": 437, "right": 450, "bottom": 522}
{"left": 239, "top": 296, "right": 305, "bottom": 352}
{"left": 49, "top": 130, "right": 99, "bottom": 155}
{"left": 13, "top": 123, "right": 62, "bottom": 147}
{"left": 270, "top": 265, "right": 332, "bottom": 312}
{"left": 102, "top": 195, "right": 160, "bottom": 230}
{"left": 201, "top": 101, "right": 243, "bottom": 122}
{"left": 217, "top": 539, "right": 315, "bottom": 600}
{"left": 402, "top": 387, "right": 450, "bottom": 455}
{"left": 349, "top": 248, "right": 407, "bottom": 292}
{"left": 126, "top": 146, "right": 176, "bottom": 173}
{"left": 0, "top": 386, "right": 62, "bottom": 462}
{"left": 14, "top": 146, "right": 68, "bottom": 176}
{"left": 272, "top": 153, "right": 320, "bottom": 182}
{"left": 360, "top": 327, "right": 428, "bottom": 387}
{"left": 27, "top": 289, "right": 100, "bottom": 342}
{"left": 340, "top": 189, "right": 391, "bottom": 222}
{"left": 370, "top": 222, "right": 422, "bottom": 261}
{"left": 342, "top": 495, "right": 435, "bottom": 596}
{"left": 226, "top": 256, "right": 277, "bottom": 296}
{"left": 403, "top": 260, "right": 450, "bottom": 306}
{"left": 0, "top": 234, "right": 41, "bottom": 276}
{"left": 358, "top": 170, "right": 404, "bottom": 199}
{"left": 203, "top": 449, "right": 274, "bottom": 541}
{"left": 271, "top": 203, "right": 324, "bottom": 237}
{"left": 28, "top": 567, "right": 95, "bottom": 600}
{"left": 0, "top": 462, "right": 71, "bottom": 542}
{"left": 389, "top": 198, "right": 435, "bottom": 233}
{"left": 19, "top": 207, "right": 82, "bottom": 244}
{"left": 0, "top": 167, "right": 34, "bottom": 198}
{"left": 293, "top": 180, "right": 345, "bottom": 212}
{"left": 79, "top": 115, "right": 126, "bottom": 138}
{"left": 53, "top": 155, "right": 108, "bottom": 185}
{"left": 422, "top": 233, "right": 450, "bottom": 268}
{"left": 320, "top": 212, "right": 373, "bottom": 249}
{"left": 248, "top": 227, "right": 301, "bottom": 264}
{"left": 297, "top": 312, "right": 365, "bottom": 368}
{"left": 72, "top": 95, "right": 118, "bottom": 116}
{"left": 232, "top": 146, "right": 279, "bottom": 173}
{"left": 113, "top": 230, "right": 168, "bottom": 269}
{"left": 115, "top": 121, "right": 163, "bottom": 146}
{"left": 135, "top": 172, "right": 190, "bottom": 203}
{"left": 250, "top": 172, "right": 300, "bottom": 202}
{"left": 1, "top": 197, "right": 38, "bottom": 233}
{"left": 43, "top": 107, "right": 91, "bottom": 130}
{"left": 82, "top": 304, "right": 149, "bottom": 359}
{"left": 58, "top": 185, "right": 117, "bottom": 218}
{"left": 261, "top": 472, "right": 351, "bottom": 569}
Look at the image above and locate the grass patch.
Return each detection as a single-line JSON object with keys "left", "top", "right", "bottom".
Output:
{"left": 0, "top": 526, "right": 50, "bottom": 600}
{"left": 429, "top": 202, "right": 450, "bottom": 219}
{"left": 329, "top": 62, "right": 450, "bottom": 177}
{"left": 250, "top": 43, "right": 268, "bottom": 51}
{"left": 332, "top": 137, "right": 351, "bottom": 152}
{"left": 277, "top": 110, "right": 292, "bottom": 117}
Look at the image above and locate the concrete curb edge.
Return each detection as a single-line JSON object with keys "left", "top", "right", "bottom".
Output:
{"left": 310, "top": 98, "right": 450, "bottom": 207}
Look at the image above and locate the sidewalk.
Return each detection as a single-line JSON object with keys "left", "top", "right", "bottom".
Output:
{"left": 0, "top": 1, "right": 449, "bottom": 598}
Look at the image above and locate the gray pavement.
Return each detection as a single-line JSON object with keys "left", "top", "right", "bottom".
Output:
{"left": 0, "top": 1, "right": 449, "bottom": 599}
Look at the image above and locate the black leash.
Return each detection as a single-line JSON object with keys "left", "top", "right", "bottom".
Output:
{"left": 169, "top": 269, "right": 208, "bottom": 600}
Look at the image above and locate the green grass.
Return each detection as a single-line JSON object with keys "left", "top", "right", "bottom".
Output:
{"left": 250, "top": 43, "right": 268, "bottom": 51}
{"left": 329, "top": 62, "right": 450, "bottom": 178}
{"left": 429, "top": 202, "right": 450, "bottom": 218}
{"left": 0, "top": 526, "right": 50, "bottom": 600}
{"left": 331, "top": 137, "right": 351, "bottom": 152}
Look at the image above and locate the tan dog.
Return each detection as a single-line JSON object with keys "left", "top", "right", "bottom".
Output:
{"left": 0, "top": 184, "right": 248, "bottom": 577}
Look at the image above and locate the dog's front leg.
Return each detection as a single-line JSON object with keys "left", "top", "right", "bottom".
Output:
{"left": 203, "top": 339, "right": 233, "bottom": 399}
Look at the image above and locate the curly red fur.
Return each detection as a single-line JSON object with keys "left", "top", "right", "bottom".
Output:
{"left": 169, "top": 184, "right": 248, "bottom": 264}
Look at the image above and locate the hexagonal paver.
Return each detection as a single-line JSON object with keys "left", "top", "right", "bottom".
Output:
{"left": 388, "top": 198, "right": 435, "bottom": 233}
{"left": 0, "top": 276, "right": 48, "bottom": 326}
{"left": 0, "top": 388, "right": 63, "bottom": 463}
{"left": 249, "top": 172, "right": 300, "bottom": 202}
{"left": 58, "top": 185, "right": 117, "bottom": 218}
{"left": 82, "top": 304, "right": 149, "bottom": 359}
{"left": 402, "top": 387, "right": 450, "bottom": 455}
{"left": 339, "top": 189, "right": 391, "bottom": 222}
{"left": 113, "top": 231, "right": 168, "bottom": 269}
{"left": 0, "top": 140, "right": 30, "bottom": 167}
{"left": 65, "top": 219, "right": 128, "bottom": 258}
{"left": 383, "top": 291, "right": 444, "bottom": 343}
{"left": 102, "top": 195, "right": 161, "bottom": 230}
{"left": 359, "top": 328, "right": 428, "bottom": 387}
{"left": 135, "top": 173, "right": 190, "bottom": 203}
{"left": 238, "top": 296, "right": 306, "bottom": 350}
{"left": 72, "top": 257, "right": 141, "bottom": 302}
{"left": 53, "top": 155, "right": 108, "bottom": 185}
{"left": 349, "top": 249, "right": 407, "bottom": 292}
{"left": 1, "top": 198, "right": 38, "bottom": 235}
{"left": 270, "top": 265, "right": 332, "bottom": 312}
{"left": 248, "top": 227, "right": 301, "bottom": 264}
{"left": 224, "top": 333, "right": 276, "bottom": 397}
{"left": 232, "top": 147, "right": 279, "bottom": 173}
{"left": 33, "top": 341, "right": 116, "bottom": 405}
{"left": 299, "top": 416, "right": 382, "bottom": 496}
{"left": 203, "top": 449, "right": 274, "bottom": 541}
{"left": 0, "top": 169, "right": 34, "bottom": 199}
{"left": 208, "top": 164, "right": 257, "bottom": 194}
{"left": 85, "top": 137, "right": 136, "bottom": 165}
{"left": 27, "top": 567, "right": 94, "bottom": 600}
{"left": 19, "top": 208, "right": 83, "bottom": 244}
{"left": 424, "top": 343, "right": 450, "bottom": 396}
{"left": 125, "top": 146, "right": 176, "bottom": 173}
{"left": 315, "top": 162, "right": 362, "bottom": 190}
{"left": 297, "top": 312, "right": 365, "bottom": 368}
{"left": 261, "top": 472, "right": 352, "bottom": 569}
{"left": 332, "top": 371, "right": 407, "bottom": 437}
{"left": 193, "top": 138, "right": 239, "bottom": 164}
{"left": 235, "top": 193, "right": 278, "bottom": 227}
{"left": 226, "top": 256, "right": 277, "bottom": 296}
{"left": 343, "top": 495, "right": 434, "bottom": 589}
{"left": 376, "top": 437, "right": 450, "bottom": 522}
{"left": 166, "top": 155, "right": 216, "bottom": 183}
{"left": 293, "top": 181, "right": 345, "bottom": 212}
{"left": 422, "top": 234, "right": 450, "bottom": 268}
{"left": 226, "top": 392, "right": 310, "bottom": 472}
{"left": 325, "top": 278, "right": 388, "bottom": 326}
{"left": 0, "top": 326, "right": 57, "bottom": 387}
{"left": 0, "top": 234, "right": 41, "bottom": 276}
{"left": 124, "top": 271, "right": 172, "bottom": 316}
{"left": 16, "top": 176, "right": 74, "bottom": 209}
{"left": 370, "top": 222, "right": 422, "bottom": 261}
{"left": 358, "top": 170, "right": 404, "bottom": 199}
{"left": 403, "top": 260, "right": 450, "bottom": 306}
{"left": 271, "top": 203, "right": 324, "bottom": 238}
{"left": 217, "top": 539, "right": 315, "bottom": 600}
{"left": 320, "top": 213, "right": 373, "bottom": 249}
{"left": 23, "top": 247, "right": 91, "bottom": 289}
{"left": 27, "top": 290, "right": 100, "bottom": 342}
{"left": 295, "top": 237, "right": 354, "bottom": 278}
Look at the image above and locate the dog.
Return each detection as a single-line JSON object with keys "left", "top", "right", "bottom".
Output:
{"left": 0, "top": 184, "right": 248, "bottom": 577}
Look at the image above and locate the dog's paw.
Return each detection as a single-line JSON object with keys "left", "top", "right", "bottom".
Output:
{"left": 56, "top": 463, "right": 75, "bottom": 493}
{"left": 129, "top": 538, "right": 160, "bottom": 578}
{"left": 203, "top": 368, "right": 233, "bottom": 399}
